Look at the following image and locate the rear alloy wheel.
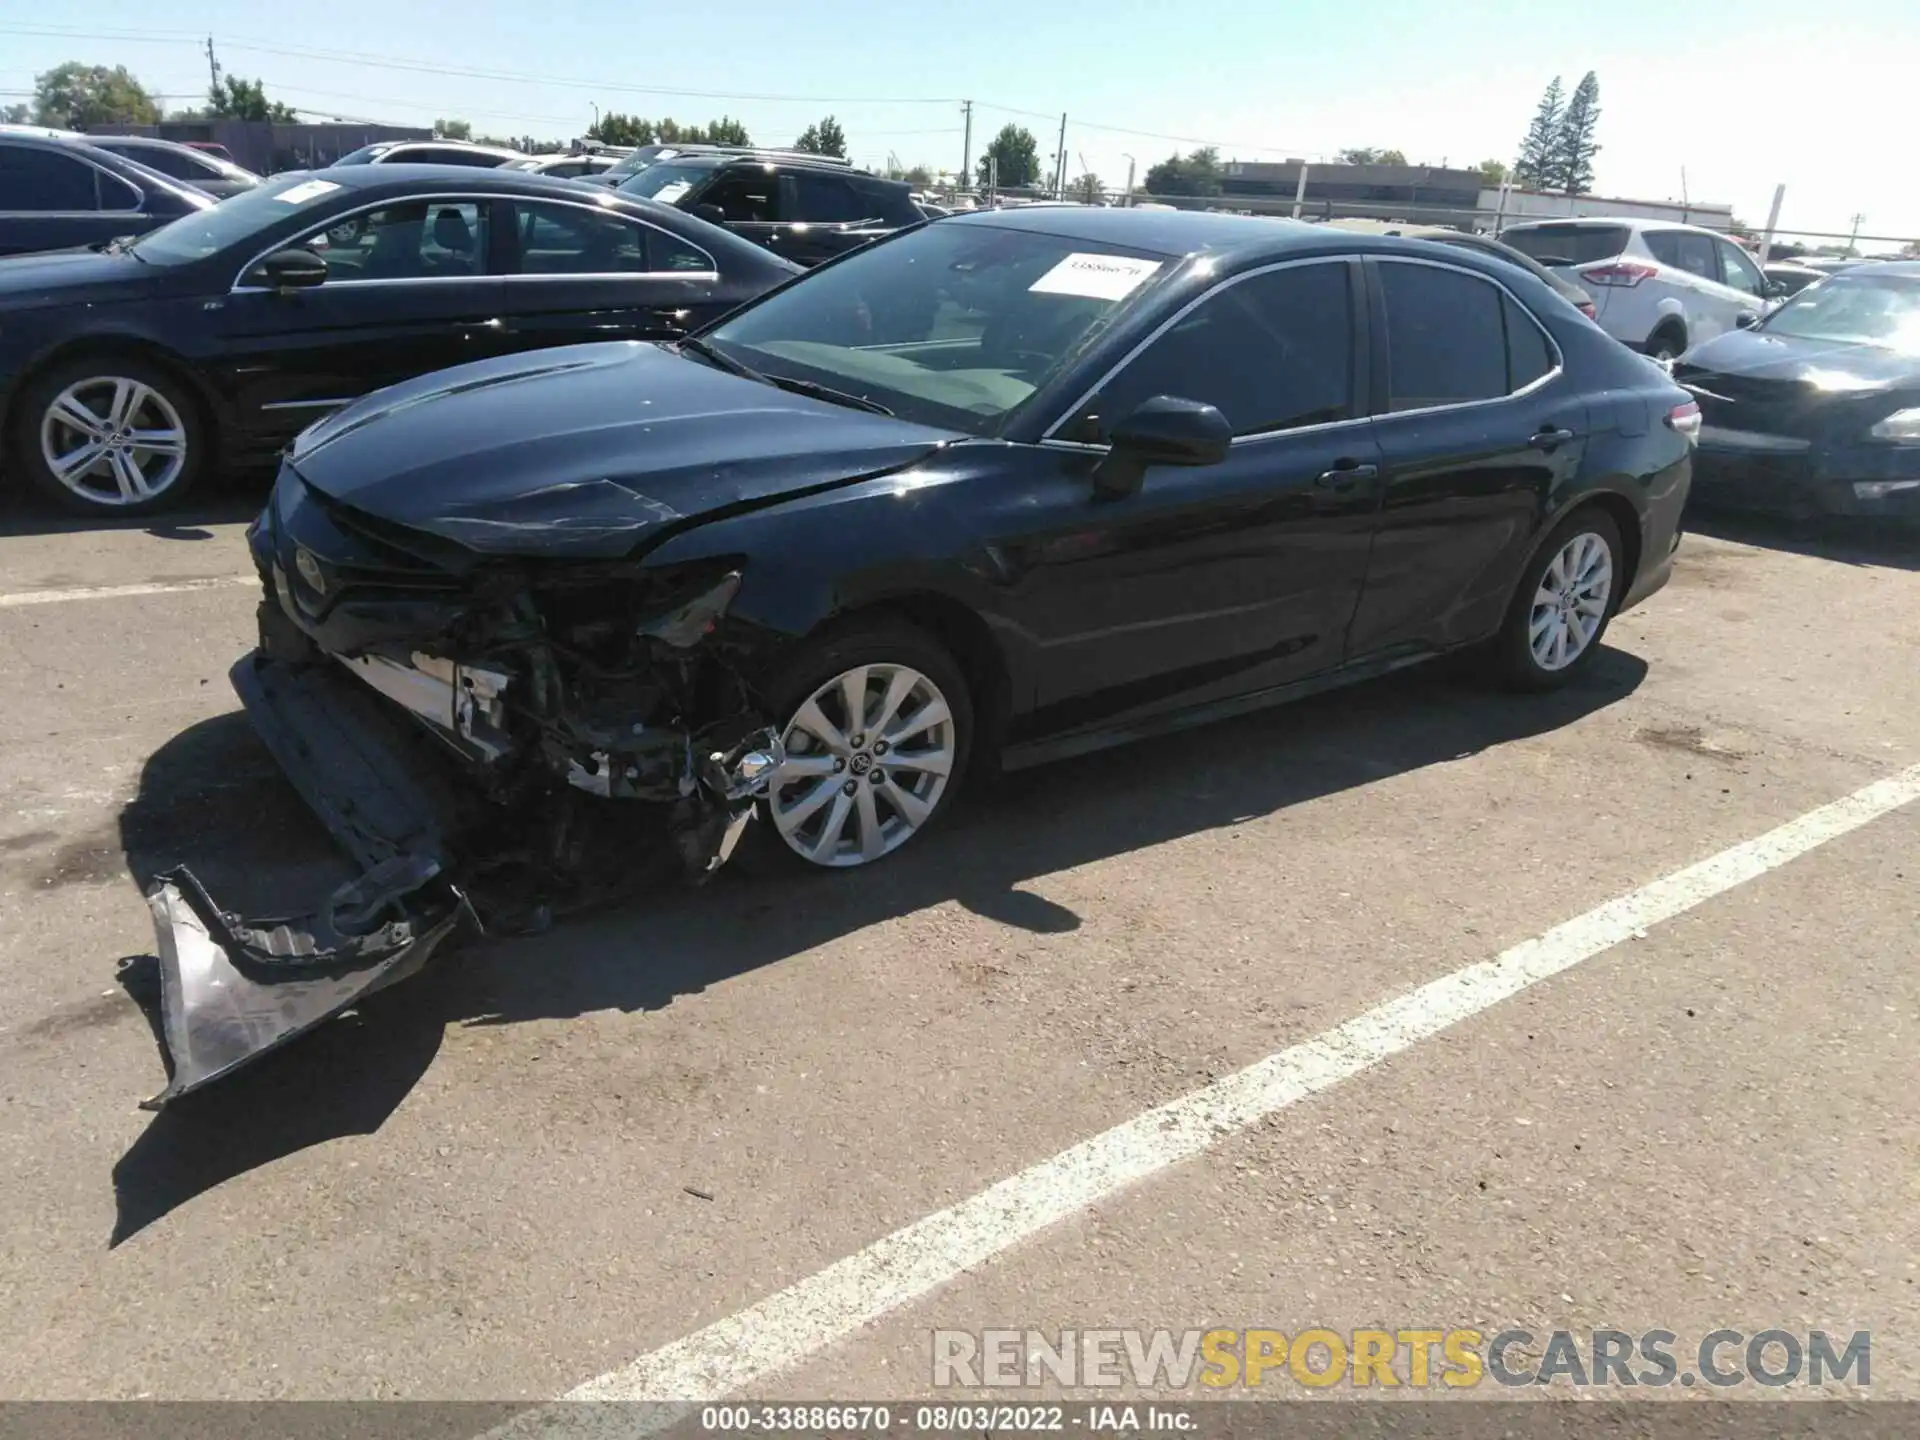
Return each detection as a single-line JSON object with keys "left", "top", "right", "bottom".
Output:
{"left": 1493, "top": 509, "right": 1623, "bottom": 691}
{"left": 755, "top": 619, "right": 973, "bottom": 870}
{"left": 18, "top": 359, "right": 204, "bottom": 515}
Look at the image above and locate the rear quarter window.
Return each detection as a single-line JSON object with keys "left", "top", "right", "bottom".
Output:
{"left": 1500, "top": 224, "right": 1630, "bottom": 267}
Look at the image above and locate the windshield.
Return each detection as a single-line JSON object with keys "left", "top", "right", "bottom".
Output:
{"left": 128, "top": 173, "right": 348, "bottom": 265}
{"left": 703, "top": 221, "right": 1175, "bottom": 436}
{"left": 1759, "top": 271, "right": 1920, "bottom": 352}
{"left": 616, "top": 159, "right": 719, "bottom": 204}
{"left": 331, "top": 144, "right": 389, "bottom": 166}
{"left": 1500, "top": 223, "right": 1631, "bottom": 267}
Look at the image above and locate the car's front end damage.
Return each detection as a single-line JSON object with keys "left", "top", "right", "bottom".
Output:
{"left": 146, "top": 465, "right": 784, "bottom": 1108}
{"left": 141, "top": 341, "right": 956, "bottom": 1105}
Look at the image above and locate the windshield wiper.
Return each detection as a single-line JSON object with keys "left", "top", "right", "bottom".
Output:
{"left": 761, "top": 374, "right": 895, "bottom": 417}
{"left": 677, "top": 335, "right": 765, "bottom": 380}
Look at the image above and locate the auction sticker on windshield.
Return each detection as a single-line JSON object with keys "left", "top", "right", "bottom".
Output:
{"left": 1029, "top": 252, "right": 1162, "bottom": 301}
{"left": 651, "top": 181, "right": 694, "bottom": 205}
{"left": 273, "top": 179, "right": 344, "bottom": 205}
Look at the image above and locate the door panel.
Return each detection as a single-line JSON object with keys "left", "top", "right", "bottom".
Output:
{"left": 208, "top": 199, "right": 507, "bottom": 445}
{"left": 1346, "top": 259, "right": 1590, "bottom": 657}
{"left": 1001, "top": 258, "right": 1382, "bottom": 740}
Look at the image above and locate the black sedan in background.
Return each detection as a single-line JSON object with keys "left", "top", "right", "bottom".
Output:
{"left": 0, "top": 130, "right": 214, "bottom": 258}
{"left": 0, "top": 166, "right": 798, "bottom": 514}
{"left": 1676, "top": 261, "right": 1920, "bottom": 520}
{"left": 82, "top": 134, "right": 263, "bottom": 199}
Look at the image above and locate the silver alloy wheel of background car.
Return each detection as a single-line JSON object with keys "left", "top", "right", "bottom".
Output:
{"left": 1529, "top": 530, "right": 1614, "bottom": 672}
{"left": 39, "top": 376, "right": 189, "bottom": 507}
{"left": 769, "top": 662, "right": 956, "bottom": 867}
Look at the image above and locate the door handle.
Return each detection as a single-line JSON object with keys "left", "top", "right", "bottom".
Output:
{"left": 1313, "top": 460, "right": 1378, "bottom": 489}
{"left": 1530, "top": 426, "right": 1577, "bottom": 450}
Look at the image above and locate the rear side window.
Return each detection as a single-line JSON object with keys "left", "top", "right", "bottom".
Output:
{"left": 1500, "top": 223, "right": 1630, "bottom": 267}
{"left": 1503, "top": 294, "right": 1555, "bottom": 390}
{"left": 0, "top": 144, "right": 102, "bottom": 210}
{"left": 853, "top": 178, "right": 922, "bottom": 227}
{"left": 102, "top": 144, "right": 214, "bottom": 181}
{"left": 1378, "top": 262, "right": 1509, "bottom": 410}
{"left": 1643, "top": 230, "right": 1717, "bottom": 280}
{"left": 785, "top": 172, "right": 867, "bottom": 224}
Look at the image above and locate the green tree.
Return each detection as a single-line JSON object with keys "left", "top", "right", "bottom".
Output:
{"left": 794, "top": 115, "right": 848, "bottom": 157}
{"left": 590, "top": 113, "right": 655, "bottom": 146}
{"left": 32, "top": 62, "right": 160, "bottom": 128}
{"left": 1141, "top": 146, "right": 1221, "bottom": 198}
{"left": 207, "top": 75, "right": 297, "bottom": 122}
{"left": 903, "top": 164, "right": 932, "bottom": 187}
{"left": 1477, "top": 158, "right": 1510, "bottom": 186}
{"left": 976, "top": 123, "right": 1040, "bottom": 188}
{"left": 1, "top": 102, "right": 29, "bottom": 124}
{"left": 704, "top": 115, "right": 750, "bottom": 145}
{"left": 1549, "top": 71, "right": 1602, "bottom": 196}
{"left": 1336, "top": 147, "right": 1381, "bottom": 165}
{"left": 1377, "top": 148, "right": 1408, "bottom": 166}
{"left": 1071, "top": 172, "right": 1104, "bottom": 204}
{"left": 435, "top": 118, "right": 473, "bottom": 140}
{"left": 1512, "top": 76, "right": 1563, "bottom": 189}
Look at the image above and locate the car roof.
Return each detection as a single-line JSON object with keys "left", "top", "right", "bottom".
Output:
{"left": 944, "top": 204, "right": 1327, "bottom": 259}
{"left": 375, "top": 140, "right": 526, "bottom": 160}
{"left": 1834, "top": 259, "right": 1920, "bottom": 277}
{"left": 314, "top": 163, "right": 640, "bottom": 194}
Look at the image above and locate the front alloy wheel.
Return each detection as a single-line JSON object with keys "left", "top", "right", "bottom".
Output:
{"left": 1528, "top": 529, "right": 1614, "bottom": 672}
{"left": 769, "top": 662, "right": 957, "bottom": 867}
{"left": 40, "top": 375, "right": 189, "bottom": 508}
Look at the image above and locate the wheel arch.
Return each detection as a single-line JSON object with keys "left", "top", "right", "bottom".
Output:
{"left": 820, "top": 591, "right": 1016, "bottom": 753}
{"left": 1542, "top": 488, "right": 1643, "bottom": 605}
{"left": 1645, "top": 312, "right": 1688, "bottom": 352}
{"left": 4, "top": 335, "right": 225, "bottom": 453}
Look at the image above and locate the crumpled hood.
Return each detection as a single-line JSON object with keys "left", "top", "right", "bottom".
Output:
{"left": 290, "top": 342, "right": 957, "bottom": 558}
{"left": 1680, "top": 327, "right": 1920, "bottom": 390}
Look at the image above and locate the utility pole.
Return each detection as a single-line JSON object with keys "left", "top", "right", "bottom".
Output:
{"left": 959, "top": 100, "right": 973, "bottom": 196}
{"left": 1122, "top": 153, "right": 1136, "bottom": 207}
{"left": 1848, "top": 212, "right": 1866, "bottom": 254}
{"left": 1054, "top": 112, "right": 1067, "bottom": 199}
{"left": 1757, "top": 183, "right": 1786, "bottom": 267}
{"left": 204, "top": 35, "right": 221, "bottom": 98}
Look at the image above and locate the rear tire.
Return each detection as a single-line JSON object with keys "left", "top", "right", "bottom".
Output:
{"left": 1491, "top": 509, "right": 1624, "bottom": 692}
{"left": 13, "top": 356, "right": 207, "bottom": 516}
{"left": 746, "top": 617, "right": 973, "bottom": 872}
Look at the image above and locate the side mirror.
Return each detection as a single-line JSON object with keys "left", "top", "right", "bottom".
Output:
{"left": 1763, "top": 279, "right": 1788, "bottom": 299}
{"left": 1735, "top": 312, "right": 1761, "bottom": 330}
{"left": 1091, "top": 394, "right": 1232, "bottom": 498}
{"left": 693, "top": 202, "right": 728, "bottom": 226}
{"left": 246, "top": 247, "right": 328, "bottom": 291}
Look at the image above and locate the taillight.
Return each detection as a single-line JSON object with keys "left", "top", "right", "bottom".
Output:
{"left": 1581, "top": 262, "right": 1658, "bottom": 287}
{"left": 1666, "top": 399, "right": 1701, "bottom": 444}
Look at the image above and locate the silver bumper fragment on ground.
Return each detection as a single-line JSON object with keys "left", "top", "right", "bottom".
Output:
{"left": 143, "top": 856, "right": 476, "bottom": 1110}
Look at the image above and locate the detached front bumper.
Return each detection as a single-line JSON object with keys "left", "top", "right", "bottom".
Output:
{"left": 142, "top": 647, "right": 779, "bottom": 1107}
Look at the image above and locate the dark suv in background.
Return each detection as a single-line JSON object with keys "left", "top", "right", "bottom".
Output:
{"left": 614, "top": 152, "right": 924, "bottom": 265}
{"left": 0, "top": 131, "right": 213, "bottom": 257}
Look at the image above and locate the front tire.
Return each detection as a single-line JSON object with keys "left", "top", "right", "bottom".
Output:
{"left": 754, "top": 618, "right": 973, "bottom": 869}
{"left": 1492, "top": 509, "right": 1624, "bottom": 691}
{"left": 14, "top": 357, "right": 206, "bottom": 516}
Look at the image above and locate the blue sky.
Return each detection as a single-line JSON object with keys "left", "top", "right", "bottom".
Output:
{"left": 4, "top": 1, "right": 1914, "bottom": 244}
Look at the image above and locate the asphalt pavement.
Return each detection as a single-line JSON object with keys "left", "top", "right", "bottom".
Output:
{"left": 0, "top": 494, "right": 1914, "bottom": 1410}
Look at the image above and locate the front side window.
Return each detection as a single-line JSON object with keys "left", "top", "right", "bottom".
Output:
{"left": 787, "top": 172, "right": 866, "bottom": 224}
{"left": 1379, "top": 262, "right": 1509, "bottom": 410}
{"left": 701, "top": 169, "right": 780, "bottom": 222}
{"left": 1084, "top": 262, "right": 1354, "bottom": 439}
{"left": 1717, "top": 240, "right": 1765, "bottom": 297}
{"left": 704, "top": 220, "right": 1175, "bottom": 436}
{"left": 96, "top": 170, "right": 141, "bottom": 211}
{"left": 301, "top": 201, "right": 489, "bottom": 281}
{"left": 0, "top": 146, "right": 100, "bottom": 211}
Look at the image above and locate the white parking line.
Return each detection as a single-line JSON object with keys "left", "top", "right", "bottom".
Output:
{"left": 497, "top": 761, "right": 1920, "bottom": 1434}
{"left": 0, "top": 576, "right": 255, "bottom": 609}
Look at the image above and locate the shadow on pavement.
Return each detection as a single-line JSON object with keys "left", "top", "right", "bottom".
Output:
{"left": 1688, "top": 505, "right": 1920, "bottom": 572}
{"left": 108, "top": 646, "right": 1648, "bottom": 1243}
{"left": 0, "top": 477, "right": 264, "bottom": 541}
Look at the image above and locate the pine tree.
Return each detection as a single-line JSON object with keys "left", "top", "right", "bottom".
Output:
{"left": 1512, "top": 77, "right": 1563, "bottom": 190}
{"left": 1550, "top": 72, "right": 1602, "bottom": 196}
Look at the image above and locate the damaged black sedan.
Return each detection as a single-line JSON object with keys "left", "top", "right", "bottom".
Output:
{"left": 151, "top": 207, "right": 1697, "bottom": 1105}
